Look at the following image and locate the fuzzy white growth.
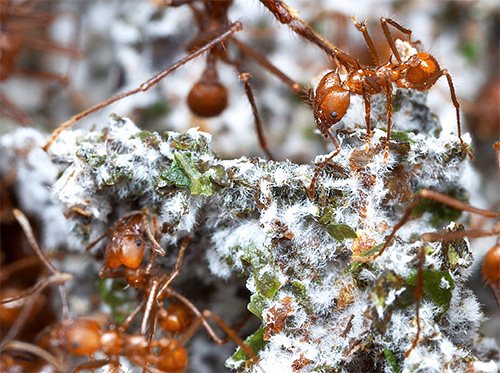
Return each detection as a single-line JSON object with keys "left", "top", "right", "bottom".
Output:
{"left": 2, "top": 85, "right": 497, "bottom": 372}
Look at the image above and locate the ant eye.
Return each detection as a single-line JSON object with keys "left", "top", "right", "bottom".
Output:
{"left": 136, "top": 240, "right": 142, "bottom": 246}
{"left": 331, "top": 111, "right": 338, "bottom": 119}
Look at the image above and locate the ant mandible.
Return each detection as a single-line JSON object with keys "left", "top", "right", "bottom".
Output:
{"left": 0, "top": 1, "right": 83, "bottom": 125}
{"left": 356, "top": 142, "right": 500, "bottom": 357}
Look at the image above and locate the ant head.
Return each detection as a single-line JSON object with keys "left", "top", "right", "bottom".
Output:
{"left": 157, "top": 342, "right": 188, "bottom": 372}
{"left": 105, "top": 234, "right": 145, "bottom": 270}
{"left": 56, "top": 319, "right": 101, "bottom": 356}
{"left": 482, "top": 245, "right": 500, "bottom": 288}
{"left": 187, "top": 79, "right": 228, "bottom": 118}
{"left": 313, "top": 70, "right": 350, "bottom": 128}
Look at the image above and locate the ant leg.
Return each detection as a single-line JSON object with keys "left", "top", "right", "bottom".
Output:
{"left": 405, "top": 243, "right": 425, "bottom": 357}
{"left": 238, "top": 70, "right": 275, "bottom": 160}
{"left": 442, "top": 71, "right": 473, "bottom": 159}
{"left": 74, "top": 358, "right": 113, "bottom": 372}
{"left": 259, "top": 0, "right": 359, "bottom": 69}
{"left": 120, "top": 299, "right": 146, "bottom": 333}
{"left": 350, "top": 16, "right": 380, "bottom": 66}
{"left": 18, "top": 35, "right": 83, "bottom": 59}
{"left": 13, "top": 209, "right": 71, "bottom": 320}
{"left": 307, "top": 145, "right": 341, "bottom": 200}
{"left": 157, "top": 236, "right": 192, "bottom": 299}
{"left": 141, "top": 280, "right": 160, "bottom": 334}
{"left": 422, "top": 229, "right": 496, "bottom": 242}
{"left": 231, "top": 38, "right": 301, "bottom": 92}
{"left": 360, "top": 83, "right": 372, "bottom": 152}
{"left": 12, "top": 68, "right": 69, "bottom": 85}
{"left": 43, "top": 21, "right": 243, "bottom": 152}
{"left": 0, "top": 91, "right": 33, "bottom": 126}
{"left": 0, "top": 273, "right": 71, "bottom": 304}
{"left": 383, "top": 80, "right": 393, "bottom": 163}
{"left": 357, "top": 189, "right": 500, "bottom": 262}
{"left": 1, "top": 341, "right": 65, "bottom": 371}
{"left": 379, "top": 17, "right": 412, "bottom": 64}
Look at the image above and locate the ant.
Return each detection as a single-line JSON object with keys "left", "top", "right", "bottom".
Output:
{"left": 0, "top": 0, "right": 83, "bottom": 125}
{"left": 0, "top": 209, "right": 72, "bottom": 371}
{"left": 43, "top": 0, "right": 314, "bottom": 159}
{"left": 307, "top": 16, "right": 473, "bottom": 199}
{"left": 355, "top": 142, "right": 500, "bottom": 357}
{"left": 55, "top": 219, "right": 260, "bottom": 371}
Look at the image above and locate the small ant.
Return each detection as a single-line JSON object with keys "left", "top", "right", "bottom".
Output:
{"left": 43, "top": 0, "right": 312, "bottom": 159}
{"left": 307, "top": 16, "right": 473, "bottom": 199}
{"left": 52, "top": 225, "right": 260, "bottom": 371}
{"left": 0, "top": 0, "right": 83, "bottom": 125}
{"left": 356, "top": 142, "right": 500, "bottom": 357}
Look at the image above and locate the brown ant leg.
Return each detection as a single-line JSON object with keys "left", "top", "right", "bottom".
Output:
{"left": 350, "top": 16, "right": 380, "bottom": 66}
{"left": 141, "top": 210, "right": 165, "bottom": 256}
{"left": 259, "top": 0, "right": 359, "bottom": 70}
{"left": 383, "top": 80, "right": 394, "bottom": 163}
{"left": 0, "top": 273, "right": 71, "bottom": 304}
{"left": 360, "top": 82, "right": 372, "bottom": 152}
{"left": 0, "top": 91, "right": 33, "bottom": 126}
{"left": 43, "top": 21, "right": 243, "bottom": 152}
{"left": 231, "top": 38, "right": 301, "bottom": 92}
{"left": 12, "top": 209, "right": 71, "bottom": 320}
{"left": 74, "top": 358, "right": 113, "bottom": 372}
{"left": 405, "top": 243, "right": 425, "bottom": 357}
{"left": 141, "top": 279, "right": 160, "bottom": 335}
{"left": 238, "top": 70, "right": 275, "bottom": 160}
{"left": 16, "top": 36, "right": 83, "bottom": 59}
{"left": 359, "top": 189, "right": 500, "bottom": 262}
{"left": 157, "top": 236, "right": 192, "bottom": 298}
{"left": 12, "top": 68, "right": 70, "bottom": 85}
{"left": 379, "top": 17, "right": 413, "bottom": 64}
{"left": 120, "top": 299, "right": 147, "bottom": 333}
{"left": 1, "top": 341, "right": 65, "bottom": 371}
{"left": 307, "top": 146, "right": 341, "bottom": 200}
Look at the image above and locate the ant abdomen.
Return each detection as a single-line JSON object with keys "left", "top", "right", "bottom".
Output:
{"left": 187, "top": 79, "right": 228, "bottom": 118}
{"left": 158, "top": 303, "right": 193, "bottom": 334}
{"left": 157, "top": 342, "right": 188, "bottom": 372}
{"left": 482, "top": 245, "right": 500, "bottom": 289}
{"left": 313, "top": 70, "right": 351, "bottom": 130}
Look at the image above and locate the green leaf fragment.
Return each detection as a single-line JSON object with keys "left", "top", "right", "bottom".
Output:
{"left": 403, "top": 269, "right": 455, "bottom": 313}
{"left": 325, "top": 224, "right": 357, "bottom": 242}
{"left": 228, "top": 327, "right": 267, "bottom": 369}
{"left": 97, "top": 278, "right": 136, "bottom": 324}
{"left": 248, "top": 293, "right": 267, "bottom": 319}
{"left": 383, "top": 348, "right": 401, "bottom": 373}
{"left": 160, "top": 150, "right": 212, "bottom": 195}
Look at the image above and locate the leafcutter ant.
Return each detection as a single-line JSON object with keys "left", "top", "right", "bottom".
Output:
{"left": 49, "top": 230, "right": 261, "bottom": 372}
{"left": 0, "top": 1, "right": 83, "bottom": 125}
{"left": 307, "top": 16, "right": 473, "bottom": 199}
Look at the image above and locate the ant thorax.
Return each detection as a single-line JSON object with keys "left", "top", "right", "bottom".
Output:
{"left": 395, "top": 39, "right": 418, "bottom": 62}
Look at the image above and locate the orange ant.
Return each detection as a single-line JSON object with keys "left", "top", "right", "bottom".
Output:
{"left": 307, "top": 16, "right": 473, "bottom": 199}
{"left": 51, "top": 223, "right": 260, "bottom": 371}
{"left": 43, "top": 0, "right": 314, "bottom": 159}
{"left": 357, "top": 142, "right": 500, "bottom": 357}
{"left": 0, "top": 0, "right": 83, "bottom": 125}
